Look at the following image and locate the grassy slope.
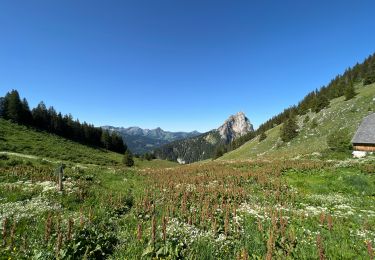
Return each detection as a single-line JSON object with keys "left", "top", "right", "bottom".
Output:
{"left": 0, "top": 119, "right": 122, "bottom": 165}
{"left": 222, "top": 83, "right": 375, "bottom": 160}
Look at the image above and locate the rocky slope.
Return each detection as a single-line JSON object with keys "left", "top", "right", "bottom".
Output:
{"left": 154, "top": 112, "right": 254, "bottom": 163}
{"left": 102, "top": 126, "right": 200, "bottom": 154}
{"left": 218, "top": 112, "right": 254, "bottom": 142}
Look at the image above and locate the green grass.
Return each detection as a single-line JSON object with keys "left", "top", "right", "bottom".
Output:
{"left": 222, "top": 82, "right": 375, "bottom": 160}
{"left": 0, "top": 119, "right": 122, "bottom": 165}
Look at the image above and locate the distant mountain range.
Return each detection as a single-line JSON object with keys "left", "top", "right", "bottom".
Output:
{"left": 154, "top": 112, "right": 254, "bottom": 164}
{"left": 101, "top": 126, "right": 200, "bottom": 154}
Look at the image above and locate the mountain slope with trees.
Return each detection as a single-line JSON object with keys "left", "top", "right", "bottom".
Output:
{"left": 221, "top": 80, "right": 375, "bottom": 160}
{"left": 102, "top": 126, "right": 200, "bottom": 154}
{"left": 154, "top": 112, "right": 254, "bottom": 163}
{"left": 228, "top": 53, "right": 375, "bottom": 152}
{"left": 0, "top": 90, "right": 127, "bottom": 154}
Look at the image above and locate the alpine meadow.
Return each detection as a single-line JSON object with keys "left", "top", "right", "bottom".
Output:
{"left": 1, "top": 1, "right": 375, "bottom": 259}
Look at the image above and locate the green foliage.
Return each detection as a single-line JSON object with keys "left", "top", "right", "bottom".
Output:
{"left": 344, "top": 81, "right": 357, "bottom": 100}
{"left": 258, "top": 132, "right": 267, "bottom": 142}
{"left": 313, "top": 94, "right": 330, "bottom": 113}
{"left": 142, "top": 152, "right": 155, "bottom": 161}
{"left": 154, "top": 131, "right": 223, "bottom": 163}
{"left": 213, "top": 144, "right": 228, "bottom": 159}
{"left": 123, "top": 150, "right": 134, "bottom": 167}
{"left": 326, "top": 128, "right": 352, "bottom": 152}
{"left": 0, "top": 90, "right": 127, "bottom": 154}
{"left": 303, "top": 115, "right": 310, "bottom": 124}
{"left": 280, "top": 116, "right": 298, "bottom": 142}
{"left": 0, "top": 119, "right": 122, "bottom": 165}
{"left": 62, "top": 221, "right": 118, "bottom": 259}
{"left": 363, "top": 73, "right": 375, "bottom": 85}
{"left": 310, "top": 118, "right": 318, "bottom": 128}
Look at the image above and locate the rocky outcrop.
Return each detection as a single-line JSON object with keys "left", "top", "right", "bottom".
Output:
{"left": 154, "top": 112, "right": 254, "bottom": 164}
{"left": 217, "top": 112, "right": 254, "bottom": 143}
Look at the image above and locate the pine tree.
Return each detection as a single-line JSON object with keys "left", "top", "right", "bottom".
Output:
{"left": 0, "top": 97, "right": 5, "bottom": 118}
{"left": 123, "top": 150, "right": 134, "bottom": 167}
{"left": 259, "top": 132, "right": 267, "bottom": 142}
{"left": 32, "top": 102, "right": 49, "bottom": 129}
{"left": 20, "top": 98, "right": 33, "bottom": 125}
{"left": 313, "top": 95, "right": 329, "bottom": 113}
{"left": 4, "top": 90, "right": 23, "bottom": 123}
{"left": 101, "top": 130, "right": 111, "bottom": 150}
{"left": 280, "top": 115, "right": 298, "bottom": 142}
{"left": 344, "top": 81, "right": 356, "bottom": 100}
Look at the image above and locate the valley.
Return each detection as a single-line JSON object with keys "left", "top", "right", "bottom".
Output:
{"left": 1, "top": 2, "right": 375, "bottom": 258}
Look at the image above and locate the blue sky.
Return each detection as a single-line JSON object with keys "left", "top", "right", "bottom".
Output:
{"left": 1, "top": 0, "right": 375, "bottom": 132}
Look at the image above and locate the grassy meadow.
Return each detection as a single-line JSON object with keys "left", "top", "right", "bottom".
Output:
{"left": 1, "top": 147, "right": 375, "bottom": 259}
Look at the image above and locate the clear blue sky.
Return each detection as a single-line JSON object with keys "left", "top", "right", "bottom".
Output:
{"left": 1, "top": 1, "right": 375, "bottom": 132}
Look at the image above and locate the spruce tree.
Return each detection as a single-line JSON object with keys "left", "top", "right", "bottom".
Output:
{"left": 280, "top": 116, "right": 298, "bottom": 142}
{"left": 4, "top": 90, "right": 23, "bottom": 123}
{"left": 0, "top": 97, "right": 5, "bottom": 118}
{"left": 259, "top": 132, "right": 267, "bottom": 142}
{"left": 123, "top": 150, "right": 134, "bottom": 167}
{"left": 313, "top": 95, "right": 329, "bottom": 113}
{"left": 101, "top": 130, "right": 111, "bottom": 150}
{"left": 344, "top": 81, "right": 356, "bottom": 100}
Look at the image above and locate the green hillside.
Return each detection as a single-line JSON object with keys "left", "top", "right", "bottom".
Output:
{"left": 0, "top": 119, "right": 122, "bottom": 165}
{"left": 222, "top": 82, "right": 375, "bottom": 160}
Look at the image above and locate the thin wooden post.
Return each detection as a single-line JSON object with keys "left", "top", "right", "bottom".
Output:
{"left": 58, "top": 165, "right": 63, "bottom": 191}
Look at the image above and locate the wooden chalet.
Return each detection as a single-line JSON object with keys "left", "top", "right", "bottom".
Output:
{"left": 352, "top": 113, "right": 375, "bottom": 152}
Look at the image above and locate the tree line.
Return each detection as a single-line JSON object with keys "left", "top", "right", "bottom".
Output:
{"left": 231, "top": 52, "right": 375, "bottom": 150}
{"left": 0, "top": 90, "right": 127, "bottom": 154}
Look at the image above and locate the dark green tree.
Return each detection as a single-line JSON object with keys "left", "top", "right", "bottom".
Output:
{"left": 32, "top": 102, "right": 49, "bottom": 128}
{"left": 259, "top": 132, "right": 267, "bottom": 142}
{"left": 213, "top": 145, "right": 227, "bottom": 159}
{"left": 363, "top": 73, "right": 375, "bottom": 85}
{"left": 313, "top": 94, "right": 330, "bottom": 113}
{"left": 327, "top": 128, "right": 352, "bottom": 152}
{"left": 101, "top": 130, "right": 111, "bottom": 150}
{"left": 20, "top": 98, "right": 33, "bottom": 125}
{"left": 310, "top": 118, "right": 318, "bottom": 129}
{"left": 344, "top": 81, "right": 356, "bottom": 100}
{"left": 280, "top": 116, "right": 298, "bottom": 142}
{"left": 123, "top": 150, "right": 134, "bottom": 167}
{"left": 4, "top": 90, "right": 23, "bottom": 123}
{"left": 303, "top": 115, "right": 310, "bottom": 124}
{"left": 0, "top": 97, "right": 5, "bottom": 118}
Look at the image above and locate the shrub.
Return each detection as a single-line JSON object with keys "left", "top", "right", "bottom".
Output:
{"left": 363, "top": 74, "right": 375, "bottom": 85}
{"left": 326, "top": 128, "right": 352, "bottom": 152}
{"left": 259, "top": 132, "right": 267, "bottom": 142}
{"left": 303, "top": 115, "right": 310, "bottom": 124}
{"left": 0, "top": 154, "right": 9, "bottom": 160}
{"left": 311, "top": 118, "right": 318, "bottom": 129}
{"left": 123, "top": 150, "right": 134, "bottom": 167}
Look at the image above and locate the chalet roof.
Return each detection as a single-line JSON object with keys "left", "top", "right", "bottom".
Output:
{"left": 352, "top": 113, "right": 375, "bottom": 144}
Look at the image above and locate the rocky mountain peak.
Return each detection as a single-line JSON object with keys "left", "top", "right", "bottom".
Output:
{"left": 217, "top": 112, "right": 254, "bottom": 142}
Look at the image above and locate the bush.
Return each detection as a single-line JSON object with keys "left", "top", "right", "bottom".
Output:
{"left": 303, "top": 115, "right": 310, "bottom": 124}
{"left": 310, "top": 118, "right": 318, "bottom": 129}
{"left": 326, "top": 128, "right": 352, "bottom": 152}
{"left": 259, "top": 132, "right": 267, "bottom": 142}
{"left": 0, "top": 154, "right": 9, "bottom": 160}
{"left": 363, "top": 74, "right": 375, "bottom": 85}
{"left": 123, "top": 151, "right": 134, "bottom": 167}
{"left": 61, "top": 221, "right": 118, "bottom": 259}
